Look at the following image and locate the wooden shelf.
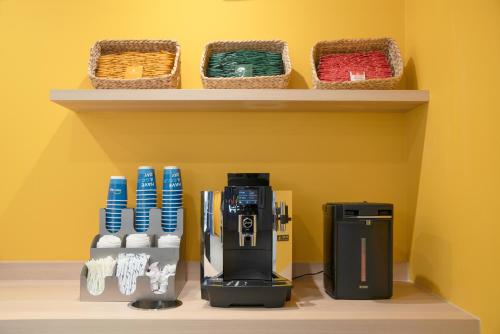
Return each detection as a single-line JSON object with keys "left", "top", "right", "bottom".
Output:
{"left": 0, "top": 263, "right": 477, "bottom": 334}
{"left": 50, "top": 89, "right": 428, "bottom": 112}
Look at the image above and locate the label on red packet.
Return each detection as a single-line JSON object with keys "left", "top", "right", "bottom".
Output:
{"left": 349, "top": 71, "right": 366, "bottom": 81}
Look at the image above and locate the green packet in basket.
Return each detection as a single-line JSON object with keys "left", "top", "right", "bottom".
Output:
{"left": 207, "top": 50, "right": 284, "bottom": 78}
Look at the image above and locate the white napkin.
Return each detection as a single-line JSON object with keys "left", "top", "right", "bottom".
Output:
{"left": 126, "top": 234, "right": 150, "bottom": 248}
{"left": 96, "top": 235, "right": 121, "bottom": 248}
{"left": 146, "top": 262, "right": 177, "bottom": 294}
{"left": 86, "top": 256, "right": 116, "bottom": 296}
{"left": 158, "top": 234, "right": 180, "bottom": 248}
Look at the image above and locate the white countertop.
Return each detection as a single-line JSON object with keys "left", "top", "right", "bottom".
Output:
{"left": 0, "top": 274, "right": 479, "bottom": 334}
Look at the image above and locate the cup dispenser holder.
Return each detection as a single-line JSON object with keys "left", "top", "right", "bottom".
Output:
{"left": 79, "top": 207, "right": 186, "bottom": 302}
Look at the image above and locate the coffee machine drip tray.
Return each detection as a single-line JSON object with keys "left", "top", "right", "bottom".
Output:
{"left": 203, "top": 273, "right": 292, "bottom": 308}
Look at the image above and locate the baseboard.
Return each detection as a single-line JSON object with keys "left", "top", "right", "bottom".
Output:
{"left": 292, "top": 262, "right": 408, "bottom": 282}
{"left": 0, "top": 261, "right": 409, "bottom": 282}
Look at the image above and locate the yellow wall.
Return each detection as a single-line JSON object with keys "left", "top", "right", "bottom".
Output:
{"left": 0, "top": 0, "right": 413, "bottom": 263}
{"left": 405, "top": 1, "right": 500, "bottom": 333}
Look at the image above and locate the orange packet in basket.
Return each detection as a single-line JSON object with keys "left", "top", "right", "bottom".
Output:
{"left": 125, "top": 66, "right": 143, "bottom": 79}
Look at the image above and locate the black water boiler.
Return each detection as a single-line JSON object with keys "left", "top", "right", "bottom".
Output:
{"left": 323, "top": 202, "right": 393, "bottom": 299}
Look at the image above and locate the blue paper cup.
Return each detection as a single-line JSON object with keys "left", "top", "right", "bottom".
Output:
{"left": 162, "top": 193, "right": 182, "bottom": 198}
{"left": 162, "top": 190, "right": 183, "bottom": 194}
{"left": 137, "top": 204, "right": 157, "bottom": 209}
{"left": 161, "top": 220, "right": 178, "bottom": 224}
{"left": 137, "top": 190, "right": 157, "bottom": 195}
{"left": 161, "top": 210, "right": 179, "bottom": 214}
{"left": 106, "top": 203, "right": 126, "bottom": 208}
{"left": 162, "top": 192, "right": 183, "bottom": 196}
{"left": 136, "top": 195, "right": 157, "bottom": 200}
{"left": 162, "top": 197, "right": 182, "bottom": 201}
{"left": 162, "top": 200, "right": 182, "bottom": 204}
{"left": 136, "top": 206, "right": 152, "bottom": 210}
{"left": 137, "top": 166, "right": 157, "bottom": 191}
{"left": 137, "top": 194, "right": 157, "bottom": 198}
{"left": 161, "top": 197, "right": 183, "bottom": 204}
{"left": 161, "top": 208, "right": 180, "bottom": 213}
{"left": 162, "top": 166, "right": 182, "bottom": 191}
{"left": 135, "top": 211, "right": 152, "bottom": 216}
{"left": 162, "top": 207, "right": 182, "bottom": 212}
{"left": 161, "top": 197, "right": 182, "bottom": 202}
{"left": 137, "top": 199, "right": 157, "bottom": 204}
{"left": 162, "top": 200, "right": 182, "bottom": 205}
{"left": 105, "top": 208, "right": 123, "bottom": 213}
{"left": 135, "top": 208, "right": 152, "bottom": 213}
{"left": 107, "top": 176, "right": 127, "bottom": 202}
{"left": 137, "top": 192, "right": 157, "bottom": 197}
{"left": 136, "top": 204, "right": 157, "bottom": 209}
{"left": 162, "top": 206, "right": 182, "bottom": 210}
{"left": 107, "top": 206, "right": 126, "bottom": 210}
{"left": 137, "top": 206, "right": 156, "bottom": 211}
{"left": 161, "top": 211, "right": 179, "bottom": 215}
{"left": 137, "top": 201, "right": 156, "bottom": 206}
{"left": 135, "top": 221, "right": 150, "bottom": 225}
{"left": 162, "top": 199, "right": 182, "bottom": 203}
{"left": 137, "top": 196, "right": 157, "bottom": 201}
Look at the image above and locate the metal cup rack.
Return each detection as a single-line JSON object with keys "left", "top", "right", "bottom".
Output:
{"left": 79, "top": 207, "right": 186, "bottom": 302}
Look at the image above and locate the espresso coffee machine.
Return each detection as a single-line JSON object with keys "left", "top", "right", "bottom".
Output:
{"left": 200, "top": 173, "right": 292, "bottom": 307}
{"left": 323, "top": 202, "right": 393, "bottom": 299}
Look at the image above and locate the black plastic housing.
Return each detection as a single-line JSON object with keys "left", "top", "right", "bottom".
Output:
{"left": 323, "top": 202, "right": 393, "bottom": 300}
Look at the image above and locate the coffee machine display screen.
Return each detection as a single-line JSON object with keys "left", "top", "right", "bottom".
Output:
{"left": 237, "top": 189, "right": 258, "bottom": 205}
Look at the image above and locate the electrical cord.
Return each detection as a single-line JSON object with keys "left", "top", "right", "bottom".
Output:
{"left": 292, "top": 270, "right": 324, "bottom": 280}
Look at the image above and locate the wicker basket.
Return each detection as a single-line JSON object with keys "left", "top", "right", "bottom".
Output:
{"left": 88, "top": 40, "right": 180, "bottom": 89}
{"left": 200, "top": 40, "right": 291, "bottom": 89}
{"left": 311, "top": 38, "right": 403, "bottom": 90}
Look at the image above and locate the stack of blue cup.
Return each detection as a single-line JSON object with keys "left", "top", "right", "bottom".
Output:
{"left": 161, "top": 166, "right": 183, "bottom": 232}
{"left": 135, "top": 166, "right": 157, "bottom": 233}
{"left": 106, "top": 176, "right": 127, "bottom": 233}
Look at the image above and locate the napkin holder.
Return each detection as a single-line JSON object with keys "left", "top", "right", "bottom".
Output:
{"left": 79, "top": 207, "right": 186, "bottom": 302}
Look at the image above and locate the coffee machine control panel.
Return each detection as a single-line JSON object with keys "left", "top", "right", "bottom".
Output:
{"left": 238, "top": 214, "right": 257, "bottom": 246}
{"left": 226, "top": 188, "right": 260, "bottom": 247}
